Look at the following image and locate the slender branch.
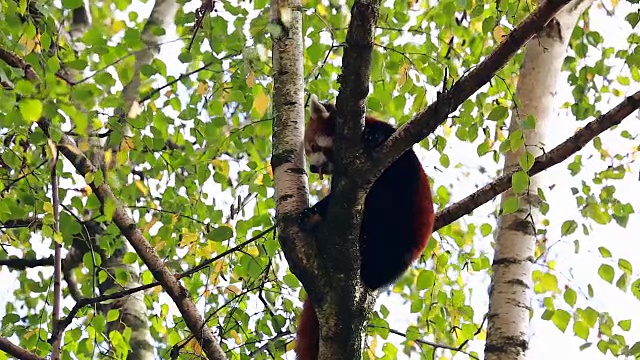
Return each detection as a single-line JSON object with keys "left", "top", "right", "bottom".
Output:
{"left": 0, "top": 256, "right": 54, "bottom": 269}
{"left": 0, "top": 336, "right": 44, "bottom": 360}
{"left": 37, "top": 119, "right": 228, "bottom": 360}
{"left": 247, "top": 330, "right": 293, "bottom": 356}
{"left": 52, "top": 224, "right": 275, "bottom": 339}
{"left": 139, "top": 52, "right": 240, "bottom": 103}
{"left": 369, "top": 0, "right": 575, "bottom": 180}
{"left": 433, "top": 90, "right": 640, "bottom": 231}
{"left": 385, "top": 328, "right": 478, "bottom": 359}
{"left": 48, "top": 140, "right": 63, "bottom": 360}
{"left": 0, "top": 217, "right": 43, "bottom": 229}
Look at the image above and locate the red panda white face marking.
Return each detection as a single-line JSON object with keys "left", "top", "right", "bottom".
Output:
{"left": 305, "top": 95, "right": 336, "bottom": 179}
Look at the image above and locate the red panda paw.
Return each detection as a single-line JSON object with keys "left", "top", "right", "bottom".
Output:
{"left": 299, "top": 207, "right": 324, "bottom": 231}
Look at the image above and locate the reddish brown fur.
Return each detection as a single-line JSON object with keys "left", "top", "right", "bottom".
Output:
{"left": 296, "top": 96, "right": 435, "bottom": 360}
{"left": 296, "top": 298, "right": 318, "bottom": 360}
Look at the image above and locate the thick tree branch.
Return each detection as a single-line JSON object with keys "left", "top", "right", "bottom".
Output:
{"left": 37, "top": 119, "right": 228, "bottom": 360}
{"left": 0, "top": 336, "right": 44, "bottom": 360}
{"left": 0, "top": 47, "right": 40, "bottom": 81}
{"left": 433, "top": 90, "right": 640, "bottom": 231}
{"left": 269, "top": 0, "right": 312, "bottom": 286}
{"left": 335, "top": 0, "right": 381, "bottom": 154}
{"left": 368, "top": 0, "right": 575, "bottom": 180}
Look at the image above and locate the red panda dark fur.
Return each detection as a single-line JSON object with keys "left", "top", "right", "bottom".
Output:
{"left": 295, "top": 95, "right": 435, "bottom": 360}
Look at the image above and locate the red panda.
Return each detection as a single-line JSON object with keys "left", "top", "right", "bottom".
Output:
{"left": 295, "top": 95, "right": 436, "bottom": 360}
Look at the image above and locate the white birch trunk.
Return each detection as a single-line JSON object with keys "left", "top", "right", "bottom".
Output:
{"left": 485, "top": 1, "right": 594, "bottom": 359}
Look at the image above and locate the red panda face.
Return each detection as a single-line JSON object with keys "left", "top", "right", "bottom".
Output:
{"left": 305, "top": 95, "right": 336, "bottom": 179}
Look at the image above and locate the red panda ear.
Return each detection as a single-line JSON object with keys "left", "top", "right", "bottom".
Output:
{"left": 310, "top": 94, "right": 330, "bottom": 120}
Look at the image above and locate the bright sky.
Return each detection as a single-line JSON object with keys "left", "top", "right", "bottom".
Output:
{"left": 1, "top": 0, "right": 639, "bottom": 359}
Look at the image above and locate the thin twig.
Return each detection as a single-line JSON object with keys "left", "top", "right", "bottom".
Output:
{"left": 48, "top": 140, "right": 63, "bottom": 360}
{"left": 49, "top": 225, "right": 275, "bottom": 344}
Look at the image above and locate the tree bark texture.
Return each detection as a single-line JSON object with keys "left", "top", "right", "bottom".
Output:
{"left": 485, "top": 1, "right": 594, "bottom": 359}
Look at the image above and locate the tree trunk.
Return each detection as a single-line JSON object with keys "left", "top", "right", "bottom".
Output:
{"left": 485, "top": 1, "right": 594, "bottom": 359}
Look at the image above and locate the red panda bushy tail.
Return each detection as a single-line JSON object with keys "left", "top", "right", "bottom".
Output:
{"left": 295, "top": 298, "right": 319, "bottom": 360}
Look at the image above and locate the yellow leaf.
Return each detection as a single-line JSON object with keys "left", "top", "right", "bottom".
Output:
{"left": 197, "top": 82, "right": 208, "bottom": 95}
{"left": 43, "top": 202, "right": 53, "bottom": 214}
{"left": 229, "top": 329, "right": 242, "bottom": 345}
{"left": 367, "top": 335, "right": 377, "bottom": 358}
{"left": 185, "top": 337, "right": 203, "bottom": 355}
{"left": 81, "top": 185, "right": 92, "bottom": 196}
{"left": 246, "top": 246, "right": 259, "bottom": 257}
{"left": 398, "top": 63, "right": 411, "bottom": 88}
{"left": 18, "top": 35, "right": 38, "bottom": 54}
{"left": 104, "top": 149, "right": 113, "bottom": 167}
{"left": 246, "top": 71, "right": 256, "bottom": 87}
{"left": 255, "top": 172, "right": 264, "bottom": 185}
{"left": 266, "top": 163, "right": 273, "bottom": 177}
{"left": 316, "top": 3, "right": 328, "bottom": 16}
{"left": 179, "top": 232, "right": 199, "bottom": 247}
{"left": 116, "top": 150, "right": 129, "bottom": 166}
{"left": 78, "top": 139, "right": 91, "bottom": 152}
{"left": 155, "top": 240, "right": 166, "bottom": 252}
{"left": 225, "top": 285, "right": 242, "bottom": 296}
{"left": 135, "top": 180, "right": 148, "bottom": 196}
{"left": 493, "top": 26, "right": 507, "bottom": 42}
{"left": 287, "top": 339, "right": 297, "bottom": 352}
{"left": 111, "top": 19, "right": 126, "bottom": 33}
{"left": 253, "top": 89, "right": 270, "bottom": 117}
{"left": 442, "top": 123, "right": 452, "bottom": 137}
{"left": 142, "top": 217, "right": 158, "bottom": 234}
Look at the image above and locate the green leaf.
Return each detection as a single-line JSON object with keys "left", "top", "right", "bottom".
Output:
{"left": 502, "top": 196, "right": 519, "bottom": 215}
{"left": 509, "top": 129, "right": 524, "bottom": 151}
{"left": 573, "top": 320, "right": 590, "bottom": 340}
{"left": 480, "top": 223, "right": 492, "bottom": 236}
{"left": 122, "top": 252, "right": 138, "bottom": 265}
{"left": 618, "top": 258, "right": 633, "bottom": 274}
{"left": 519, "top": 151, "right": 535, "bottom": 171}
{"left": 416, "top": 270, "right": 435, "bottom": 290}
{"left": 511, "top": 171, "right": 529, "bottom": 194}
{"left": 207, "top": 225, "right": 234, "bottom": 242}
{"left": 19, "top": 99, "right": 42, "bottom": 122}
{"left": 598, "top": 264, "right": 615, "bottom": 284}
{"left": 539, "top": 273, "right": 559, "bottom": 293}
{"left": 598, "top": 246, "right": 612, "bottom": 258}
{"left": 107, "top": 309, "right": 120, "bottom": 322}
{"left": 103, "top": 196, "right": 117, "bottom": 222}
{"left": 563, "top": 287, "right": 577, "bottom": 307}
{"left": 618, "top": 319, "right": 631, "bottom": 331}
{"left": 561, "top": 220, "right": 577, "bottom": 236}
{"left": 487, "top": 105, "right": 509, "bottom": 121}
{"left": 551, "top": 309, "right": 571, "bottom": 332}
{"left": 616, "top": 273, "right": 629, "bottom": 291}
{"left": 62, "top": 0, "right": 83, "bottom": 9}
{"left": 521, "top": 115, "right": 536, "bottom": 130}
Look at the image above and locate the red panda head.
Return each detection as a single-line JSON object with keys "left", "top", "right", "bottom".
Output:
{"left": 305, "top": 95, "right": 336, "bottom": 178}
